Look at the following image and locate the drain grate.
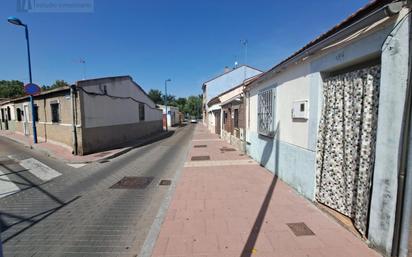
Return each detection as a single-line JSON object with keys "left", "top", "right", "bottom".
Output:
{"left": 191, "top": 155, "right": 210, "bottom": 161}
{"left": 287, "top": 222, "right": 315, "bottom": 236}
{"left": 220, "top": 147, "right": 236, "bottom": 152}
{"left": 159, "top": 179, "right": 172, "bottom": 186}
{"left": 194, "top": 145, "right": 207, "bottom": 148}
{"left": 110, "top": 176, "right": 153, "bottom": 189}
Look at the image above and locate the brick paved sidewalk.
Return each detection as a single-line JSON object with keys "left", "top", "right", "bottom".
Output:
{"left": 151, "top": 124, "right": 381, "bottom": 257}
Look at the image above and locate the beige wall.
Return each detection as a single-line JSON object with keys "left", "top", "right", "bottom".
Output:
{"left": 4, "top": 89, "right": 81, "bottom": 151}
{"left": 219, "top": 86, "right": 243, "bottom": 103}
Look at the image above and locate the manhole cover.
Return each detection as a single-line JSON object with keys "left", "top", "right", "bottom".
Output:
{"left": 110, "top": 177, "right": 153, "bottom": 189}
{"left": 287, "top": 222, "right": 315, "bottom": 236}
{"left": 159, "top": 179, "right": 172, "bottom": 186}
{"left": 194, "top": 145, "right": 207, "bottom": 148}
{"left": 191, "top": 156, "right": 210, "bottom": 161}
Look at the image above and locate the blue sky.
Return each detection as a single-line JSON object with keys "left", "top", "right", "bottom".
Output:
{"left": 0, "top": 0, "right": 369, "bottom": 97}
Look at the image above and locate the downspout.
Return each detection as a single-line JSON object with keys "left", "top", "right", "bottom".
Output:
{"left": 70, "top": 84, "right": 78, "bottom": 155}
{"left": 393, "top": 6, "right": 412, "bottom": 257}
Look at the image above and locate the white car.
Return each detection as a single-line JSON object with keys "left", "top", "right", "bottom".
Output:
{"left": 190, "top": 119, "right": 197, "bottom": 123}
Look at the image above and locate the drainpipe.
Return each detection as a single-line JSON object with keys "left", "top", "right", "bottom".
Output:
{"left": 70, "top": 85, "right": 78, "bottom": 155}
{"left": 393, "top": 6, "right": 412, "bottom": 257}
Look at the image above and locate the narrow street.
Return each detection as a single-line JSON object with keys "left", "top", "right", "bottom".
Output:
{"left": 0, "top": 124, "right": 194, "bottom": 257}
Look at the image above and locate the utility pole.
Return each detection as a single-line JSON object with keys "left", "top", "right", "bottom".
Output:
{"left": 8, "top": 17, "right": 38, "bottom": 144}
{"left": 241, "top": 39, "right": 248, "bottom": 80}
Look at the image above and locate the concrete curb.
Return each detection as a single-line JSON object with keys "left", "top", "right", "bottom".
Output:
{"left": 138, "top": 128, "right": 194, "bottom": 257}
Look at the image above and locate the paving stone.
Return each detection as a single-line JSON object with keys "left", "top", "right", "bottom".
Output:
{"left": 152, "top": 124, "right": 382, "bottom": 257}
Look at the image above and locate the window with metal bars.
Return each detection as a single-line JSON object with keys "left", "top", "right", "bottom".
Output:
{"left": 258, "top": 88, "right": 275, "bottom": 137}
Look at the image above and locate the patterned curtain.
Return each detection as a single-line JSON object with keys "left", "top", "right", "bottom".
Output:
{"left": 315, "top": 65, "right": 381, "bottom": 236}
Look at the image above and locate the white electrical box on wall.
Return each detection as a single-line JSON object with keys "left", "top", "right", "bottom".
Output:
{"left": 292, "top": 100, "right": 309, "bottom": 120}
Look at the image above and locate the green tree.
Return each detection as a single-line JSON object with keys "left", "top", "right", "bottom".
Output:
{"left": 0, "top": 80, "right": 24, "bottom": 98}
{"left": 176, "top": 97, "right": 187, "bottom": 112}
{"left": 148, "top": 89, "right": 163, "bottom": 104}
{"left": 166, "top": 95, "right": 177, "bottom": 107}
{"left": 184, "top": 95, "right": 202, "bottom": 118}
{"left": 42, "top": 80, "right": 69, "bottom": 91}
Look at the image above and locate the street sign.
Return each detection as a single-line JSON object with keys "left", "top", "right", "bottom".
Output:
{"left": 24, "top": 83, "right": 41, "bottom": 95}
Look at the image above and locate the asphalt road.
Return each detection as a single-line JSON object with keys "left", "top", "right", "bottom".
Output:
{"left": 0, "top": 124, "right": 194, "bottom": 257}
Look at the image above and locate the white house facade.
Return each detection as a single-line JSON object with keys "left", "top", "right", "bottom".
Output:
{"left": 244, "top": 1, "right": 412, "bottom": 256}
{"left": 202, "top": 65, "right": 262, "bottom": 125}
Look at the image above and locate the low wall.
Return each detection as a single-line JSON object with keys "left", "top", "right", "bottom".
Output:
{"left": 221, "top": 130, "right": 246, "bottom": 152}
{"left": 81, "top": 120, "right": 163, "bottom": 155}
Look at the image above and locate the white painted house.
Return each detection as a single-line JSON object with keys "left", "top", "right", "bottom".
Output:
{"left": 158, "top": 104, "right": 180, "bottom": 128}
{"left": 202, "top": 65, "right": 262, "bottom": 126}
{"left": 244, "top": 1, "right": 412, "bottom": 256}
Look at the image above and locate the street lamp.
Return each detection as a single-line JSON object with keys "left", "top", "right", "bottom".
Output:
{"left": 8, "top": 16, "right": 38, "bottom": 144}
{"left": 164, "top": 79, "right": 171, "bottom": 132}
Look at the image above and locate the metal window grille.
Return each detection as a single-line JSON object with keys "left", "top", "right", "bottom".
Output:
{"left": 258, "top": 88, "right": 275, "bottom": 137}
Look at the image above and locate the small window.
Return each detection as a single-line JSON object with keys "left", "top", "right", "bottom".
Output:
{"left": 34, "top": 105, "right": 39, "bottom": 122}
{"left": 16, "top": 108, "right": 22, "bottom": 121}
{"left": 300, "top": 103, "right": 305, "bottom": 112}
{"left": 139, "top": 103, "right": 145, "bottom": 121}
{"left": 234, "top": 109, "right": 239, "bottom": 128}
{"left": 258, "top": 88, "right": 275, "bottom": 137}
{"left": 223, "top": 111, "right": 228, "bottom": 124}
{"left": 50, "top": 103, "right": 60, "bottom": 123}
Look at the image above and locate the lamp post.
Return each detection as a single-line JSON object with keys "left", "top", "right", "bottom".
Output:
{"left": 164, "top": 79, "right": 171, "bottom": 132}
{"left": 8, "top": 17, "right": 38, "bottom": 144}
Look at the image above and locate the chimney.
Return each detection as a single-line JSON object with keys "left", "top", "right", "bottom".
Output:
{"left": 224, "top": 66, "right": 231, "bottom": 73}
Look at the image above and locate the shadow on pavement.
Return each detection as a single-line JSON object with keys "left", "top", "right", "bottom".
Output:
{"left": 97, "top": 130, "right": 176, "bottom": 161}
{"left": 0, "top": 163, "right": 81, "bottom": 243}
{"left": 0, "top": 196, "right": 80, "bottom": 243}
{"left": 241, "top": 123, "right": 280, "bottom": 257}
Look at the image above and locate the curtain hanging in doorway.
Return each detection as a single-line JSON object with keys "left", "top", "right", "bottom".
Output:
{"left": 315, "top": 65, "right": 381, "bottom": 236}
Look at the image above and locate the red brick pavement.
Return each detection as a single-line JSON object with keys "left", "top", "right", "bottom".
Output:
{"left": 152, "top": 124, "right": 381, "bottom": 257}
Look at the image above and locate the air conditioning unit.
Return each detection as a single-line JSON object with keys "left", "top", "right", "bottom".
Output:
{"left": 292, "top": 100, "right": 309, "bottom": 120}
